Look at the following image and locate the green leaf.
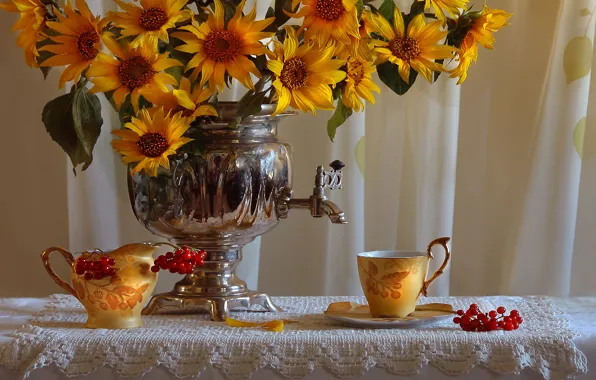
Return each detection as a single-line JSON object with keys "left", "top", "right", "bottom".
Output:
{"left": 104, "top": 90, "right": 134, "bottom": 123}
{"left": 355, "top": 0, "right": 364, "bottom": 18}
{"left": 327, "top": 97, "right": 352, "bottom": 142}
{"left": 275, "top": 0, "right": 296, "bottom": 27}
{"left": 72, "top": 85, "right": 103, "bottom": 158}
{"left": 235, "top": 89, "right": 268, "bottom": 122}
{"left": 252, "top": 54, "right": 268, "bottom": 73}
{"left": 36, "top": 35, "right": 56, "bottom": 79}
{"left": 378, "top": 0, "right": 395, "bottom": 21}
{"left": 433, "top": 59, "right": 444, "bottom": 82}
{"left": 408, "top": 0, "right": 425, "bottom": 18}
{"left": 377, "top": 61, "right": 418, "bottom": 95}
{"left": 264, "top": 6, "right": 278, "bottom": 32}
{"left": 42, "top": 85, "right": 103, "bottom": 174}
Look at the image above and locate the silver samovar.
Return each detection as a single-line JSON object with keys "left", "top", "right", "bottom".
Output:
{"left": 128, "top": 102, "right": 347, "bottom": 321}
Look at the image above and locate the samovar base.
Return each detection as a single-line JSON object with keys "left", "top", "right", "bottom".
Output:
{"left": 142, "top": 291, "right": 284, "bottom": 321}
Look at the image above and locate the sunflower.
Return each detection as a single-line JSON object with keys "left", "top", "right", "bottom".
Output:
{"left": 289, "top": 0, "right": 359, "bottom": 49}
{"left": 450, "top": 6, "right": 511, "bottom": 84}
{"left": 370, "top": 8, "right": 458, "bottom": 83}
{"left": 335, "top": 9, "right": 375, "bottom": 61}
{"left": 106, "top": 0, "right": 193, "bottom": 48}
{"left": 141, "top": 77, "right": 217, "bottom": 119}
{"left": 87, "top": 37, "right": 182, "bottom": 112}
{"left": 342, "top": 56, "right": 379, "bottom": 112}
{"left": 425, "top": 0, "right": 469, "bottom": 24}
{"left": 39, "top": 0, "right": 107, "bottom": 88}
{"left": 173, "top": 0, "right": 274, "bottom": 91}
{"left": 112, "top": 107, "right": 193, "bottom": 177}
{"left": 0, "top": 0, "right": 46, "bottom": 67}
{"left": 267, "top": 27, "right": 346, "bottom": 115}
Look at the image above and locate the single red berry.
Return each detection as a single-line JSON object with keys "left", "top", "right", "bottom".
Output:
{"left": 102, "top": 265, "right": 111, "bottom": 274}
{"left": 470, "top": 304, "right": 479, "bottom": 310}
{"left": 504, "top": 323, "right": 514, "bottom": 331}
{"left": 510, "top": 310, "right": 519, "bottom": 318}
{"left": 461, "top": 315, "right": 471, "bottom": 325}
{"left": 175, "top": 248, "right": 184, "bottom": 255}
{"left": 94, "top": 272, "right": 104, "bottom": 280}
{"left": 456, "top": 310, "right": 465, "bottom": 316}
{"left": 503, "top": 316, "right": 512, "bottom": 323}
{"left": 498, "top": 321, "right": 505, "bottom": 328}
{"left": 84, "top": 272, "right": 93, "bottom": 281}
{"left": 100, "top": 256, "right": 109, "bottom": 264}
{"left": 479, "top": 314, "right": 489, "bottom": 323}
{"left": 159, "top": 261, "right": 168, "bottom": 270}
{"left": 75, "top": 266, "right": 85, "bottom": 275}
{"left": 183, "top": 246, "right": 191, "bottom": 254}
{"left": 512, "top": 322, "right": 519, "bottom": 330}
{"left": 177, "top": 262, "right": 186, "bottom": 273}
{"left": 194, "top": 255, "right": 204, "bottom": 265}
{"left": 169, "top": 268, "right": 177, "bottom": 274}
{"left": 108, "top": 268, "right": 116, "bottom": 276}
{"left": 453, "top": 317, "right": 461, "bottom": 324}
{"left": 167, "top": 261, "right": 177, "bottom": 270}
{"left": 488, "top": 320, "right": 498, "bottom": 331}
{"left": 517, "top": 317, "right": 523, "bottom": 324}
{"left": 151, "top": 265, "right": 160, "bottom": 273}
{"left": 108, "top": 258, "right": 116, "bottom": 266}
{"left": 488, "top": 310, "right": 497, "bottom": 318}
{"left": 182, "top": 252, "right": 192, "bottom": 261}
{"left": 166, "top": 251, "right": 174, "bottom": 259}
{"left": 470, "top": 319, "right": 480, "bottom": 329}
{"left": 470, "top": 309, "right": 479, "bottom": 316}
{"left": 497, "top": 306, "right": 506, "bottom": 314}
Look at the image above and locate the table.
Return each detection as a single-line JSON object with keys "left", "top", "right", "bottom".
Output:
{"left": 0, "top": 296, "right": 593, "bottom": 380}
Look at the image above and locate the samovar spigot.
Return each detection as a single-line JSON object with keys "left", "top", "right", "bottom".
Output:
{"left": 276, "top": 160, "right": 348, "bottom": 224}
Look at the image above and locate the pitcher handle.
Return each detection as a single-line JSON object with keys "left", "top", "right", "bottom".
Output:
{"left": 41, "top": 247, "right": 78, "bottom": 299}
{"left": 421, "top": 237, "right": 451, "bottom": 297}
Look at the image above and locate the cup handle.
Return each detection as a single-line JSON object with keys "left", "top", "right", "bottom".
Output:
{"left": 420, "top": 237, "right": 451, "bottom": 297}
{"left": 41, "top": 247, "right": 78, "bottom": 299}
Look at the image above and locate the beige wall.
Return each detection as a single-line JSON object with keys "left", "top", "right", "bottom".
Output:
{"left": 0, "top": 13, "right": 71, "bottom": 296}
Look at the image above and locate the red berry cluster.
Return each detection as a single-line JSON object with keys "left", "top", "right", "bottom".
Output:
{"left": 151, "top": 246, "right": 207, "bottom": 274}
{"left": 453, "top": 304, "right": 523, "bottom": 332}
{"left": 75, "top": 256, "right": 117, "bottom": 281}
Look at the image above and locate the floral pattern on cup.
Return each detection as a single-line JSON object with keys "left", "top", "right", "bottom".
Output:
{"left": 361, "top": 261, "right": 410, "bottom": 299}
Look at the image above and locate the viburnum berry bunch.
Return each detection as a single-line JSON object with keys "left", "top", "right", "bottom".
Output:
{"left": 151, "top": 246, "right": 207, "bottom": 274}
{"left": 75, "top": 256, "right": 117, "bottom": 281}
{"left": 453, "top": 304, "right": 523, "bottom": 332}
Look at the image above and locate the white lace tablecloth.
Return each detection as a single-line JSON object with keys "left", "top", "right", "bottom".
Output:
{"left": 0, "top": 295, "right": 592, "bottom": 380}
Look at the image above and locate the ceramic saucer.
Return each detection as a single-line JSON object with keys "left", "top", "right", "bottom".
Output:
{"left": 324, "top": 302, "right": 455, "bottom": 329}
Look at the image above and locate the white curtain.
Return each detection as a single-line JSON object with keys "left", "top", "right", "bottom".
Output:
{"left": 2, "top": 0, "right": 596, "bottom": 297}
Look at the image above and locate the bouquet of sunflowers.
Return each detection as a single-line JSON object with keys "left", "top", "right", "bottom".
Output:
{"left": 1, "top": 0, "right": 510, "bottom": 175}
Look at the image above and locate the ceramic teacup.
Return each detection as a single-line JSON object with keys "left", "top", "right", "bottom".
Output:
{"left": 357, "top": 237, "right": 451, "bottom": 318}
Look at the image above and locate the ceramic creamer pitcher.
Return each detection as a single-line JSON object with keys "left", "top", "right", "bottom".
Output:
{"left": 41, "top": 243, "right": 160, "bottom": 329}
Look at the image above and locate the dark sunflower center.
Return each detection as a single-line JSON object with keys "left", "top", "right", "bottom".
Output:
{"left": 77, "top": 29, "right": 100, "bottom": 60}
{"left": 203, "top": 30, "right": 242, "bottom": 62}
{"left": 173, "top": 105, "right": 195, "bottom": 117}
{"left": 389, "top": 37, "right": 420, "bottom": 61}
{"left": 315, "top": 0, "right": 345, "bottom": 21}
{"left": 139, "top": 7, "right": 168, "bottom": 31}
{"left": 137, "top": 132, "right": 169, "bottom": 157}
{"left": 348, "top": 60, "right": 365, "bottom": 85}
{"left": 118, "top": 56, "right": 155, "bottom": 89}
{"left": 280, "top": 58, "right": 308, "bottom": 90}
